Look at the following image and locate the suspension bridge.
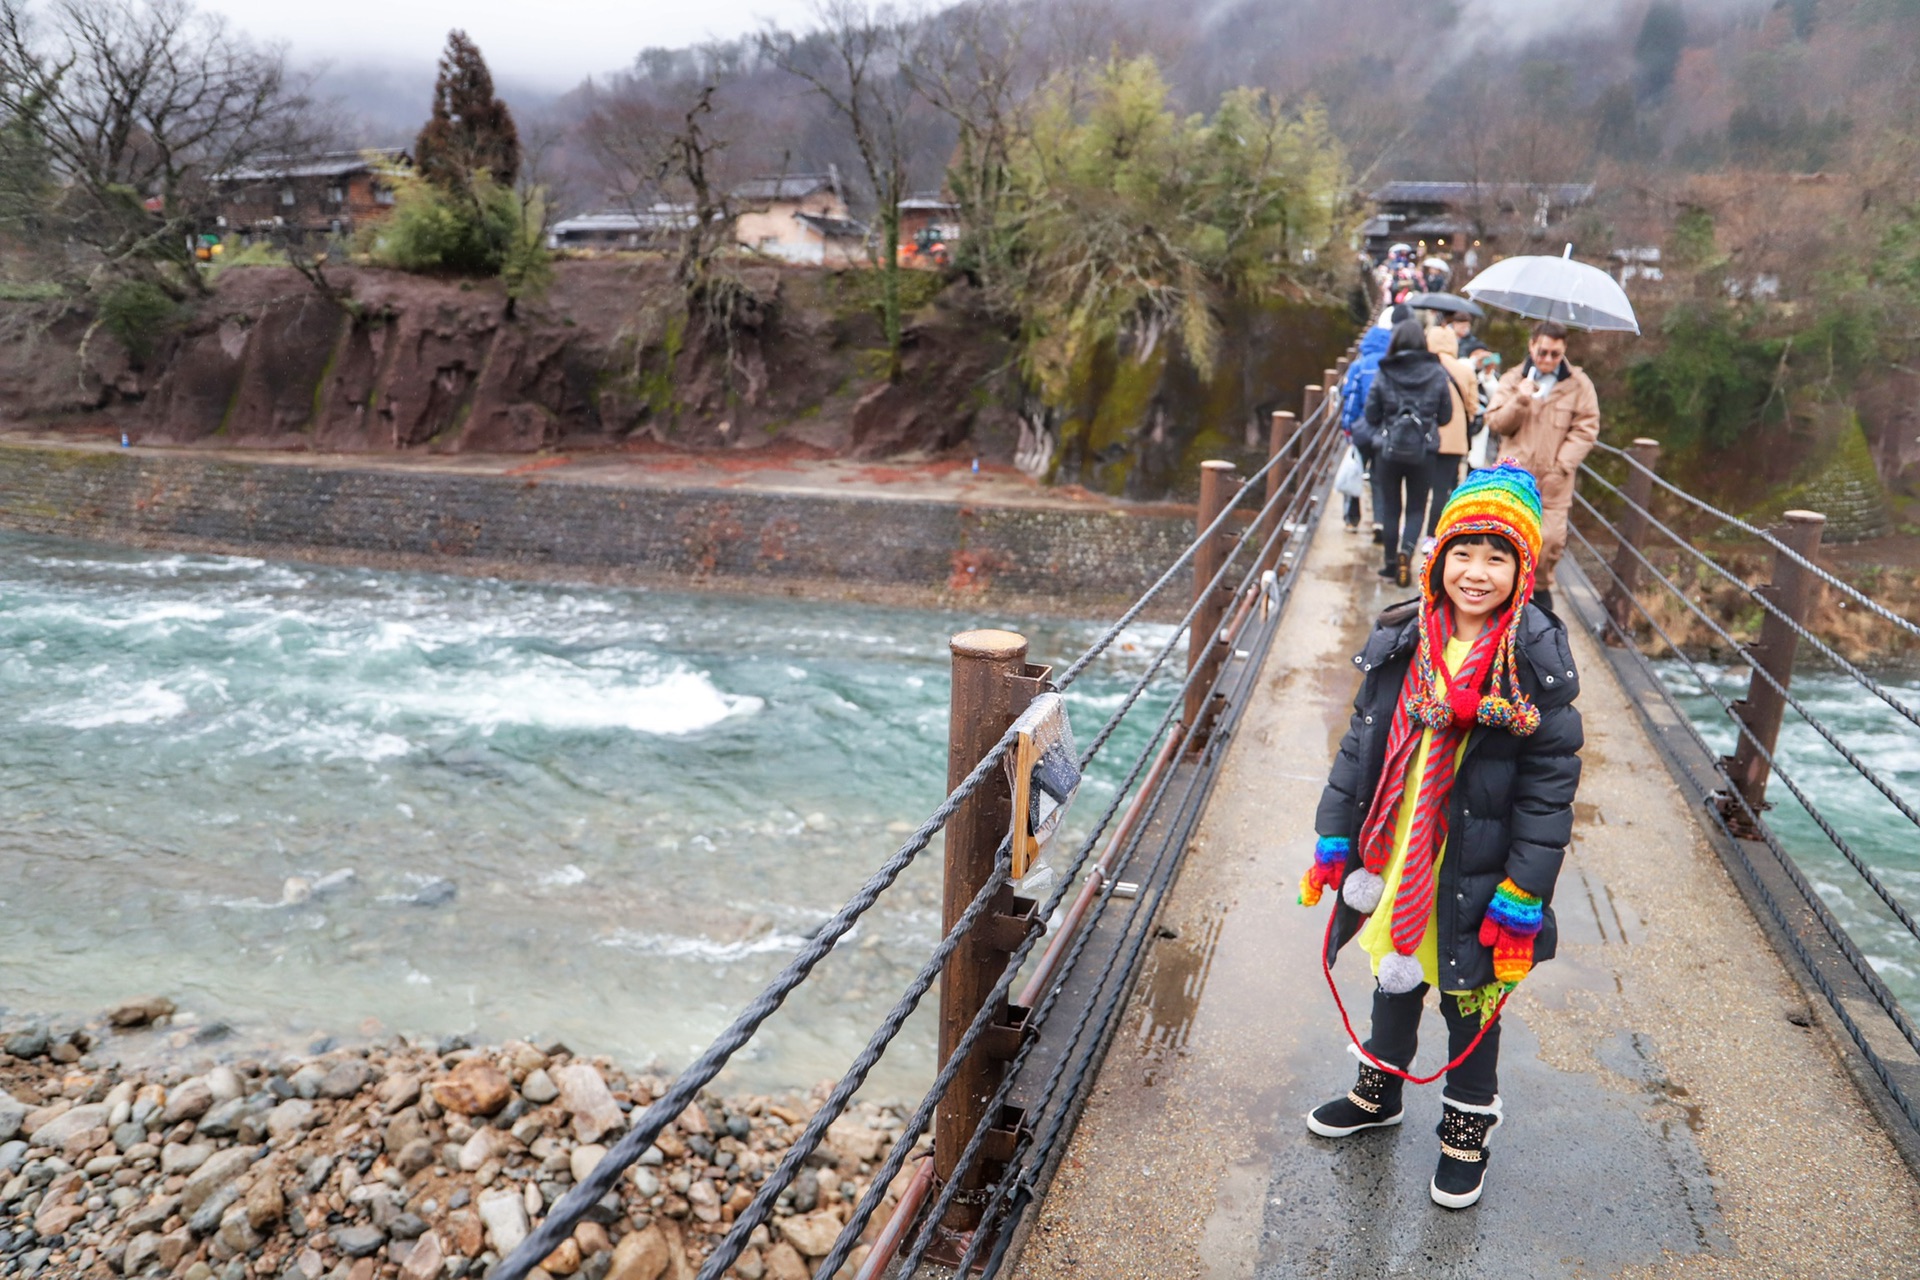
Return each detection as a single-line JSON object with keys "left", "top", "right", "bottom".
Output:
{"left": 486, "top": 360, "right": 1920, "bottom": 1279}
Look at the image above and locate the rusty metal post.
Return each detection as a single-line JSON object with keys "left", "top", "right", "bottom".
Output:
{"left": 1721, "top": 511, "right": 1827, "bottom": 814}
{"left": 937, "top": 630, "right": 1040, "bottom": 1231}
{"left": 1301, "top": 383, "right": 1325, "bottom": 426}
{"left": 1602, "top": 438, "right": 1662, "bottom": 642}
{"left": 1186, "top": 461, "right": 1238, "bottom": 745}
{"left": 1259, "top": 411, "right": 1298, "bottom": 574}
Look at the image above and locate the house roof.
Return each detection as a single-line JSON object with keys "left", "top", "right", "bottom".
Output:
{"left": 795, "top": 212, "right": 867, "bottom": 240}
{"left": 552, "top": 206, "right": 696, "bottom": 235}
{"left": 1368, "top": 180, "right": 1595, "bottom": 207}
{"left": 732, "top": 171, "right": 841, "bottom": 203}
{"left": 898, "top": 195, "right": 957, "bottom": 211}
{"left": 220, "top": 149, "right": 409, "bottom": 183}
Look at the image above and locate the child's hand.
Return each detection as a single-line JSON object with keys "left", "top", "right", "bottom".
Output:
{"left": 1478, "top": 877, "right": 1544, "bottom": 982}
{"left": 1298, "top": 836, "right": 1349, "bottom": 906}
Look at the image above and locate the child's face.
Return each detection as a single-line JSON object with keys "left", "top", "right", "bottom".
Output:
{"left": 1442, "top": 539, "right": 1517, "bottom": 628}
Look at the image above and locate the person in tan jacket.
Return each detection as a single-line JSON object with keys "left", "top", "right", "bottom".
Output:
{"left": 1424, "top": 324, "right": 1477, "bottom": 534}
{"left": 1485, "top": 320, "right": 1600, "bottom": 606}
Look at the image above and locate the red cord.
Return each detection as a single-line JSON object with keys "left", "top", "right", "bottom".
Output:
{"left": 1319, "top": 908, "right": 1509, "bottom": 1085}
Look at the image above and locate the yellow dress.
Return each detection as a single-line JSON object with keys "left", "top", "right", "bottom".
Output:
{"left": 1358, "top": 636, "right": 1472, "bottom": 992}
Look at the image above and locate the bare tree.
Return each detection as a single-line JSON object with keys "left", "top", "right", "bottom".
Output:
{"left": 761, "top": 0, "right": 922, "bottom": 380}
{"left": 0, "top": 0, "right": 314, "bottom": 293}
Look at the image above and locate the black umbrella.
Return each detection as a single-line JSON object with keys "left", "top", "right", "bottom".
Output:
{"left": 1407, "top": 291, "right": 1485, "bottom": 319}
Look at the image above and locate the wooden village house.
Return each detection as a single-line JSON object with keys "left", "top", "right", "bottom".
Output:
{"left": 216, "top": 151, "right": 408, "bottom": 243}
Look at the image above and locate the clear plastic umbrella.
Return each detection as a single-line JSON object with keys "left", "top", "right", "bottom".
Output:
{"left": 1461, "top": 244, "right": 1640, "bottom": 334}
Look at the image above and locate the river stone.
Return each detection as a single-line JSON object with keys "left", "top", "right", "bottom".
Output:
{"left": 125, "top": 1194, "right": 178, "bottom": 1235}
{"left": 606, "top": 1224, "right": 670, "bottom": 1280}
{"left": 432, "top": 1059, "right": 512, "bottom": 1117}
{"left": 265, "top": 1099, "right": 318, "bottom": 1140}
{"left": 778, "top": 1210, "right": 844, "bottom": 1259}
{"left": 520, "top": 1068, "right": 559, "bottom": 1105}
{"left": 215, "top": 1204, "right": 263, "bottom": 1255}
{"left": 0, "top": 1097, "right": 25, "bottom": 1144}
{"left": 206, "top": 1067, "right": 244, "bottom": 1105}
{"left": 394, "top": 1138, "right": 436, "bottom": 1178}
{"left": 187, "top": 1182, "right": 242, "bottom": 1237}
{"left": 181, "top": 1146, "right": 257, "bottom": 1216}
{"left": 570, "top": 1144, "right": 608, "bottom": 1184}
{"left": 332, "top": 1224, "right": 386, "bottom": 1257}
{"left": 162, "top": 1142, "right": 215, "bottom": 1176}
{"left": 28, "top": 1105, "right": 109, "bottom": 1152}
{"left": 112, "top": 1122, "right": 145, "bottom": 1153}
{"left": 400, "top": 1228, "right": 443, "bottom": 1280}
{"left": 3, "top": 1025, "right": 50, "bottom": 1060}
{"left": 162, "top": 1080, "right": 214, "bottom": 1126}
{"left": 555, "top": 1064, "right": 624, "bottom": 1143}
{"left": 288, "top": 1065, "right": 326, "bottom": 1100}
{"left": 107, "top": 997, "right": 176, "bottom": 1028}
{"left": 0, "top": 1140, "right": 26, "bottom": 1174}
{"left": 124, "top": 1230, "right": 164, "bottom": 1274}
{"left": 477, "top": 1187, "right": 529, "bottom": 1253}
{"left": 195, "top": 1097, "right": 250, "bottom": 1138}
{"left": 317, "top": 1059, "right": 371, "bottom": 1100}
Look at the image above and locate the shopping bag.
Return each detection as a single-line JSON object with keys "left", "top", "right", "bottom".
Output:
{"left": 1334, "top": 445, "right": 1366, "bottom": 498}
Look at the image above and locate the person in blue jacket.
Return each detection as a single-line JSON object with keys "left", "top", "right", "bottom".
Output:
{"left": 1340, "top": 311, "right": 1395, "bottom": 532}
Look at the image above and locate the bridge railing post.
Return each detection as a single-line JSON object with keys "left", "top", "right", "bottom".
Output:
{"left": 1301, "top": 383, "right": 1324, "bottom": 427}
{"left": 1259, "top": 411, "right": 1298, "bottom": 575}
{"left": 1602, "top": 437, "right": 1662, "bottom": 642}
{"left": 1721, "top": 510, "right": 1826, "bottom": 815}
{"left": 937, "top": 630, "right": 1042, "bottom": 1232}
{"left": 1186, "top": 461, "right": 1239, "bottom": 747}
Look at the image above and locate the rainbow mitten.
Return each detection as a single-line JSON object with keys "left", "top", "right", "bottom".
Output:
{"left": 1478, "top": 878, "right": 1543, "bottom": 983}
{"left": 1298, "top": 837, "right": 1350, "bottom": 906}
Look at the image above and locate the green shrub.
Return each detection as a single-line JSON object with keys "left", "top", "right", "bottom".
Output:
{"left": 97, "top": 281, "right": 179, "bottom": 361}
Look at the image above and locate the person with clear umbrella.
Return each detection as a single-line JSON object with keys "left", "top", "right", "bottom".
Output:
{"left": 1484, "top": 320, "right": 1599, "bottom": 613}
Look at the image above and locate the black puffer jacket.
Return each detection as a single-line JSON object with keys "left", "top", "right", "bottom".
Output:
{"left": 1357, "top": 350, "right": 1453, "bottom": 456}
{"left": 1315, "top": 601, "right": 1584, "bottom": 988}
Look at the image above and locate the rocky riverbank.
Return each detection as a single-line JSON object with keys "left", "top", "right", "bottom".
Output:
{"left": 0, "top": 1003, "right": 919, "bottom": 1280}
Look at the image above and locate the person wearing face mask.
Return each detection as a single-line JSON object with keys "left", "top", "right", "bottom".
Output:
{"left": 1483, "top": 320, "right": 1599, "bottom": 613}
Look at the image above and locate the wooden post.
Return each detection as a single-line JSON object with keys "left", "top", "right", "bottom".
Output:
{"left": 1603, "top": 438, "right": 1662, "bottom": 642}
{"left": 1721, "top": 511, "right": 1826, "bottom": 814}
{"left": 1186, "top": 461, "right": 1238, "bottom": 745}
{"left": 1301, "top": 384, "right": 1324, "bottom": 426}
{"left": 937, "top": 630, "right": 1036, "bottom": 1229}
{"left": 1260, "top": 412, "right": 1298, "bottom": 573}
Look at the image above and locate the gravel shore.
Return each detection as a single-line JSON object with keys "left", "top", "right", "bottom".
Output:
{"left": 0, "top": 1001, "right": 920, "bottom": 1280}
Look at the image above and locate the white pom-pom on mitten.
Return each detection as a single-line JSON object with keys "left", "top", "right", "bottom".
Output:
{"left": 1342, "top": 868, "right": 1385, "bottom": 914}
{"left": 1378, "top": 951, "right": 1424, "bottom": 994}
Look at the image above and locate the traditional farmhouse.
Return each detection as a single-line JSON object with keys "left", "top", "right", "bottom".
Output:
{"left": 731, "top": 169, "right": 866, "bottom": 266}
{"left": 217, "top": 150, "right": 407, "bottom": 243}
{"left": 1362, "top": 180, "right": 1595, "bottom": 260}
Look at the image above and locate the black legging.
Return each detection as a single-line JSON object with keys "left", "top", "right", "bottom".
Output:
{"left": 1426, "top": 453, "right": 1464, "bottom": 536}
{"left": 1363, "top": 981, "right": 1500, "bottom": 1107}
{"left": 1373, "top": 455, "right": 1429, "bottom": 559}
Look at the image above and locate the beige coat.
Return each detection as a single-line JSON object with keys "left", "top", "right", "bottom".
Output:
{"left": 1424, "top": 327, "right": 1476, "bottom": 456}
{"left": 1485, "top": 359, "right": 1602, "bottom": 584}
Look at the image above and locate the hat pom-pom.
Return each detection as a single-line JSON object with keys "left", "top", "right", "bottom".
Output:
{"left": 1378, "top": 951, "right": 1424, "bottom": 994}
{"left": 1343, "top": 868, "right": 1386, "bottom": 914}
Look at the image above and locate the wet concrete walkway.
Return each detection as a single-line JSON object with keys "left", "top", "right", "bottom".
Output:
{"left": 1012, "top": 501, "right": 1920, "bottom": 1278}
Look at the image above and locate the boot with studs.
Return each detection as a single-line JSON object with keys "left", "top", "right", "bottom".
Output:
{"left": 1429, "top": 1096, "right": 1503, "bottom": 1208}
{"left": 1306, "top": 1046, "right": 1404, "bottom": 1137}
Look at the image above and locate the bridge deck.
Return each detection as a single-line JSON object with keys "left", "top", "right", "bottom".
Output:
{"left": 1010, "top": 499, "right": 1920, "bottom": 1278}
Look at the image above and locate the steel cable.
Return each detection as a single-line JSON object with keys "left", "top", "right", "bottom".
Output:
{"left": 1579, "top": 464, "right": 1920, "bottom": 734}
{"left": 1588, "top": 439, "right": 1920, "bottom": 644}
{"left": 1567, "top": 521, "right": 1920, "bottom": 1074}
{"left": 1052, "top": 393, "right": 1336, "bottom": 692}
{"left": 921, "top": 419, "right": 1335, "bottom": 1277}
{"left": 1574, "top": 488, "right": 1920, "bottom": 833}
{"left": 1575, "top": 497, "right": 1920, "bottom": 947}
{"left": 801, "top": 420, "right": 1342, "bottom": 1279}
{"left": 499, "top": 402, "right": 1342, "bottom": 1279}
{"left": 691, "top": 410, "right": 1341, "bottom": 1280}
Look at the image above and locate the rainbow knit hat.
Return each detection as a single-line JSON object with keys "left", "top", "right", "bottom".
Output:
{"left": 1414, "top": 459, "right": 1545, "bottom": 735}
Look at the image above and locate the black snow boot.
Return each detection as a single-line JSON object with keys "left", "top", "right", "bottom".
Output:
{"left": 1430, "top": 1097, "right": 1502, "bottom": 1208}
{"left": 1307, "top": 1052, "right": 1404, "bottom": 1137}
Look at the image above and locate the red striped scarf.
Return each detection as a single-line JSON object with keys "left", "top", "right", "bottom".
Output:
{"left": 1356, "top": 605, "right": 1510, "bottom": 958}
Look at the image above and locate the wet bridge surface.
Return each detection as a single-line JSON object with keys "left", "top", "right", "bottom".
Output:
{"left": 1010, "top": 499, "right": 1920, "bottom": 1278}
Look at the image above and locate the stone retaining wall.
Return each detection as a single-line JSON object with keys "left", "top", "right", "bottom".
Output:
{"left": 0, "top": 444, "right": 1196, "bottom": 615}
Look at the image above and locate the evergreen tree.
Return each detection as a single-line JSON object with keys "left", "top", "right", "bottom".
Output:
{"left": 414, "top": 31, "right": 521, "bottom": 189}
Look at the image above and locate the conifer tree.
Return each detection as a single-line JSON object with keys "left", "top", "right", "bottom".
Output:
{"left": 414, "top": 31, "right": 521, "bottom": 189}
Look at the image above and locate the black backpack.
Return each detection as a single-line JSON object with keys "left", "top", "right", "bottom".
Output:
{"left": 1382, "top": 400, "right": 1438, "bottom": 465}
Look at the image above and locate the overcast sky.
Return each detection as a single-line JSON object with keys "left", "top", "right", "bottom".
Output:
{"left": 198, "top": 0, "right": 818, "bottom": 88}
